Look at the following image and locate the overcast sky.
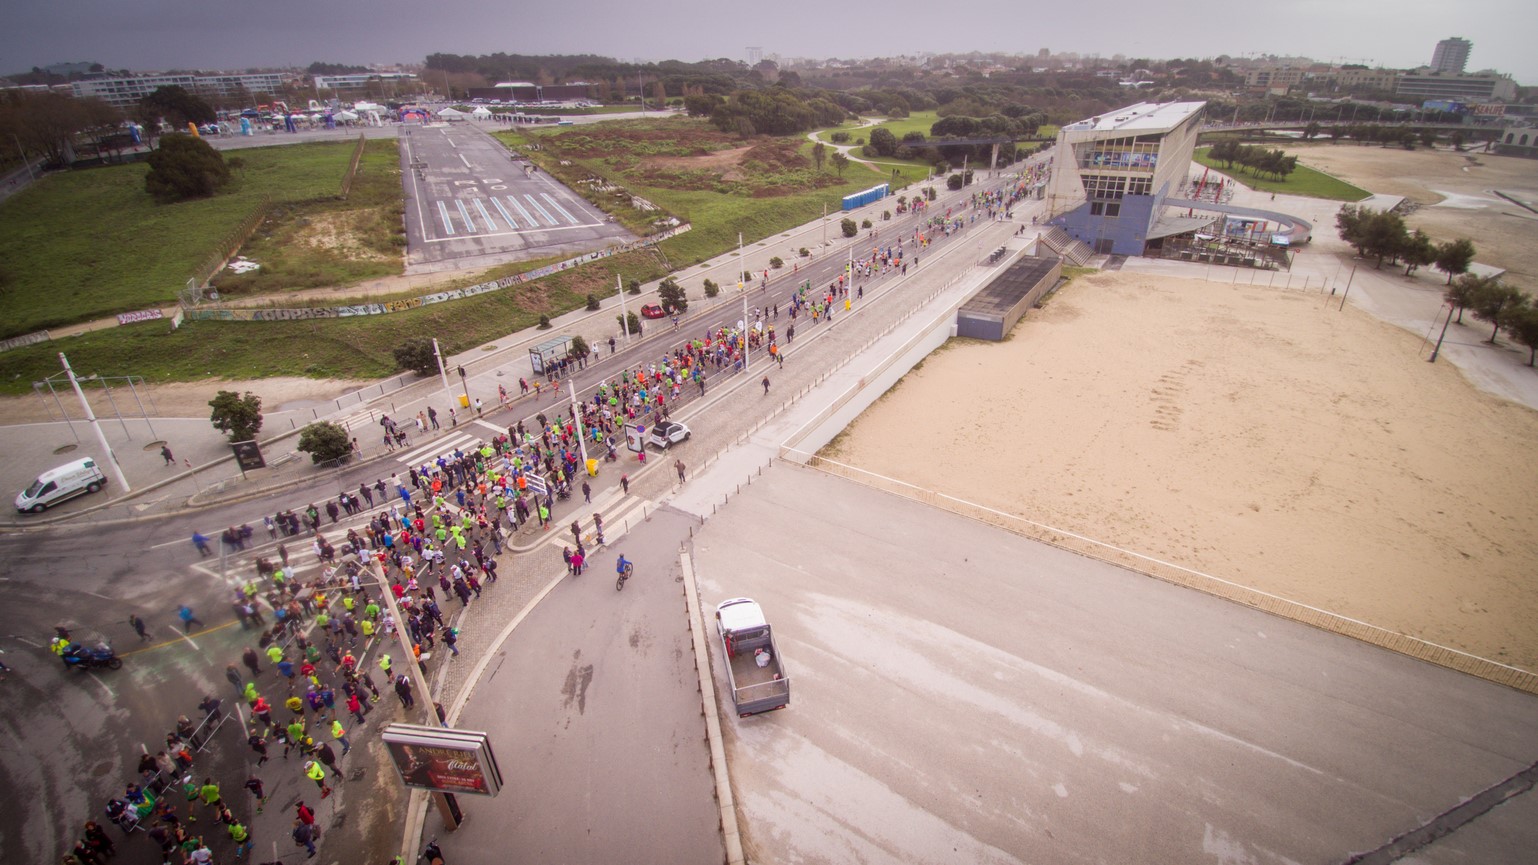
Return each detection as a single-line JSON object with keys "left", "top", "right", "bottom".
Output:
{"left": 5, "top": 0, "right": 1535, "bottom": 85}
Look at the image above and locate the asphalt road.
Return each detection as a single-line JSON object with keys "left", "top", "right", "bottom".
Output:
{"left": 442, "top": 506, "right": 725, "bottom": 864}
{"left": 0, "top": 173, "right": 1019, "bottom": 863}
{"left": 691, "top": 466, "right": 1538, "bottom": 864}
{"left": 399, "top": 122, "right": 632, "bottom": 272}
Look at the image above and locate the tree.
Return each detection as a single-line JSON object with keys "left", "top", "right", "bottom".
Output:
{"left": 840, "top": 218, "right": 858, "bottom": 238}
{"left": 1401, "top": 229, "right": 1436, "bottom": 277}
{"left": 209, "top": 390, "right": 263, "bottom": 442}
{"left": 617, "top": 311, "right": 642, "bottom": 335}
{"left": 1503, "top": 305, "right": 1538, "bottom": 366}
{"left": 830, "top": 152, "right": 850, "bottom": 177}
{"left": 1468, "top": 280, "right": 1529, "bottom": 343}
{"left": 1304, "top": 121, "right": 1321, "bottom": 140}
{"left": 869, "top": 127, "right": 898, "bottom": 157}
{"left": 811, "top": 141, "right": 827, "bottom": 171}
{"left": 1358, "top": 210, "right": 1408, "bottom": 268}
{"left": 0, "top": 90, "right": 119, "bottom": 166}
{"left": 392, "top": 337, "right": 438, "bottom": 376}
{"left": 569, "top": 335, "right": 590, "bottom": 359}
{"left": 658, "top": 276, "right": 688, "bottom": 312}
{"left": 1445, "top": 274, "right": 1480, "bottom": 324}
{"left": 139, "top": 85, "right": 215, "bottom": 129}
{"left": 297, "top": 421, "right": 351, "bottom": 465}
{"left": 1434, "top": 238, "right": 1476, "bottom": 285}
{"left": 145, "top": 134, "right": 230, "bottom": 202}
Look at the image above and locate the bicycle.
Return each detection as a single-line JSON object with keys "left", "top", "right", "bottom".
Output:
{"left": 615, "top": 557, "right": 634, "bottom": 592}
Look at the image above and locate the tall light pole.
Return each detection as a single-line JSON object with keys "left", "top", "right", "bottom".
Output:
{"left": 59, "top": 353, "right": 130, "bottom": 493}
{"left": 568, "top": 380, "right": 591, "bottom": 470}
{"left": 432, "top": 338, "right": 456, "bottom": 413}
{"left": 615, "top": 275, "right": 631, "bottom": 344}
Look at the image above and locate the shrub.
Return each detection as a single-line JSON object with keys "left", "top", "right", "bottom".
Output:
{"left": 626, "top": 279, "right": 641, "bottom": 295}
{"left": 881, "top": 210, "right": 891, "bottom": 221}
{"left": 658, "top": 276, "right": 688, "bottom": 312}
{"left": 586, "top": 293, "right": 601, "bottom": 311}
{"left": 799, "top": 247, "right": 809, "bottom": 258}
{"left": 830, "top": 131, "right": 850, "bottom": 144}
{"left": 769, "top": 256, "right": 784, "bottom": 269}
{"left": 145, "top": 134, "right": 231, "bottom": 202}
{"left": 703, "top": 279, "right": 720, "bottom": 298}
{"left": 841, "top": 218, "right": 858, "bottom": 238}
{"left": 538, "top": 314, "right": 552, "bottom": 329}
{"left": 297, "top": 421, "right": 351, "bottom": 465}
{"left": 569, "top": 335, "right": 589, "bottom": 358}
{"left": 861, "top": 218, "right": 872, "bottom": 228}
{"left": 925, "top": 186, "right": 937, "bottom": 201}
{"left": 617, "top": 311, "right": 642, "bottom": 335}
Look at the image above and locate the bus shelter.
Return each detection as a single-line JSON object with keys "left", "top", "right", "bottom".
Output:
{"left": 529, "top": 336, "right": 572, "bottom": 376}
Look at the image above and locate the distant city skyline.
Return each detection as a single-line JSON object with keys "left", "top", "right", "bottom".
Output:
{"left": 4, "top": 0, "right": 1534, "bottom": 86}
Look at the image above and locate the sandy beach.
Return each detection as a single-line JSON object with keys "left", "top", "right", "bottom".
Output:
{"left": 829, "top": 272, "right": 1538, "bottom": 670}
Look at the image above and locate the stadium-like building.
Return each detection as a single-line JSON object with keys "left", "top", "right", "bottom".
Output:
{"left": 1044, "top": 101, "right": 1206, "bottom": 255}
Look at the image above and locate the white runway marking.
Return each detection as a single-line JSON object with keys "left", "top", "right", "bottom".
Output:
{"left": 459, "top": 153, "right": 472, "bottom": 169}
{"left": 507, "top": 195, "right": 535, "bottom": 226}
{"left": 474, "top": 199, "right": 498, "bottom": 231}
{"left": 491, "top": 197, "right": 520, "bottom": 229}
{"left": 541, "top": 193, "right": 578, "bottom": 225}
{"left": 436, "top": 201, "right": 456, "bottom": 235}
{"left": 455, "top": 199, "right": 477, "bottom": 232}
{"left": 525, "top": 194, "right": 556, "bottom": 226}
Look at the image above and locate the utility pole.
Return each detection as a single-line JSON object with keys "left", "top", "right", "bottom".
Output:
{"left": 59, "top": 353, "right": 130, "bottom": 493}
{"left": 1429, "top": 303, "right": 1455, "bottom": 363}
{"left": 568, "top": 380, "right": 591, "bottom": 471}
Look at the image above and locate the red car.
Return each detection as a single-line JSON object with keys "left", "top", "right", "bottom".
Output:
{"left": 640, "top": 303, "right": 667, "bottom": 319}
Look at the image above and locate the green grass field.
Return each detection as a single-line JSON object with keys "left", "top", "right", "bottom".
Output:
{"left": 0, "top": 140, "right": 365, "bottom": 338}
{"left": 499, "top": 120, "right": 936, "bottom": 268}
{"left": 209, "top": 140, "right": 406, "bottom": 297}
{"left": 1192, "top": 146, "right": 1370, "bottom": 202}
{"left": 0, "top": 249, "right": 665, "bottom": 395}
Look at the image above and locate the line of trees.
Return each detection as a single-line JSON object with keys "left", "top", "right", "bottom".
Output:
{"left": 1445, "top": 274, "right": 1538, "bottom": 365}
{"left": 1206, "top": 141, "right": 1298, "bottom": 181}
{"left": 1335, "top": 205, "right": 1476, "bottom": 278}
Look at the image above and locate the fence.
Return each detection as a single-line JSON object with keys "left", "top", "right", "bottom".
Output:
{"left": 181, "top": 194, "right": 274, "bottom": 305}
{"left": 338, "top": 133, "right": 367, "bottom": 200}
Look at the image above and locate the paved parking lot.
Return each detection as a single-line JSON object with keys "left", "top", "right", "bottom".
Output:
{"left": 691, "top": 465, "right": 1538, "bottom": 864}
{"left": 399, "top": 123, "right": 632, "bottom": 272}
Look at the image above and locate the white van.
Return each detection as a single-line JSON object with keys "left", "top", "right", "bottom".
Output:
{"left": 15, "top": 458, "right": 107, "bottom": 513}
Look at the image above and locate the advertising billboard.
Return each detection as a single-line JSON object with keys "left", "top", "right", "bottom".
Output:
{"left": 382, "top": 724, "right": 502, "bottom": 797}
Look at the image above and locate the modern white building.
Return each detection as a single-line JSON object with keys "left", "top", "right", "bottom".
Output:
{"left": 312, "top": 72, "right": 417, "bottom": 91}
{"left": 71, "top": 72, "right": 292, "bottom": 109}
{"left": 1044, "top": 101, "right": 1206, "bottom": 256}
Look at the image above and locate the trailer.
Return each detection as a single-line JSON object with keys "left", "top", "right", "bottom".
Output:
{"left": 715, "top": 598, "right": 790, "bottom": 717}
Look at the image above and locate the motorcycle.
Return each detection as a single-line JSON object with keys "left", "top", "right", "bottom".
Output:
{"left": 62, "top": 641, "right": 123, "bottom": 671}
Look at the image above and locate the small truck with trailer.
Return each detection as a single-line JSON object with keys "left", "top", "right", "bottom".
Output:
{"left": 714, "top": 598, "right": 790, "bottom": 717}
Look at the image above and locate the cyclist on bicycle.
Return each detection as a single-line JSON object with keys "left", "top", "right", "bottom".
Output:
{"left": 616, "top": 554, "right": 631, "bottom": 575}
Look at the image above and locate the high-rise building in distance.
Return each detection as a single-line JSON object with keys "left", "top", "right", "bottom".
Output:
{"left": 1429, "top": 37, "right": 1472, "bottom": 74}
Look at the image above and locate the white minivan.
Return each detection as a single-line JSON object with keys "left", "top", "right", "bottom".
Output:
{"left": 15, "top": 458, "right": 108, "bottom": 513}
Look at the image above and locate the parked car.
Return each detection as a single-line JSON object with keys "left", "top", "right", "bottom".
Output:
{"left": 648, "top": 420, "right": 691, "bottom": 449}
{"left": 640, "top": 303, "right": 667, "bottom": 319}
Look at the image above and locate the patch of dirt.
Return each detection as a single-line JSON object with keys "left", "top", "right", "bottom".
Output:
{"left": 641, "top": 145, "right": 756, "bottom": 174}
{"left": 300, "top": 209, "right": 396, "bottom": 263}
{"left": 0, "top": 376, "right": 373, "bottom": 424}
{"left": 1288, "top": 143, "right": 1538, "bottom": 285}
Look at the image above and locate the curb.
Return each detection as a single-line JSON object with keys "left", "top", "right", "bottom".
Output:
{"left": 680, "top": 549, "right": 745, "bottom": 864}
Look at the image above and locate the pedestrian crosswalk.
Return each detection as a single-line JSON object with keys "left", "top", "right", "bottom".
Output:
{"left": 392, "top": 431, "right": 483, "bottom": 468}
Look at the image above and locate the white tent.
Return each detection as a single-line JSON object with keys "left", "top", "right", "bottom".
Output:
{"left": 437, "top": 107, "right": 466, "bottom": 118}
{"left": 470, "top": 106, "right": 493, "bottom": 119}
{"left": 335, "top": 110, "right": 360, "bottom": 122}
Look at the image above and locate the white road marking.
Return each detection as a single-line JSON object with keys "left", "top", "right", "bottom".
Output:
{"left": 524, "top": 194, "right": 557, "bottom": 226}
{"left": 436, "top": 201, "right": 456, "bottom": 235}
{"left": 506, "top": 195, "right": 535, "bottom": 226}
{"left": 541, "top": 192, "right": 578, "bottom": 225}
{"left": 459, "top": 153, "right": 472, "bottom": 169}
{"left": 474, "top": 199, "right": 498, "bottom": 231}
{"left": 491, "top": 197, "right": 520, "bottom": 229}
{"left": 455, "top": 199, "right": 477, "bottom": 232}
{"left": 423, "top": 221, "right": 605, "bottom": 243}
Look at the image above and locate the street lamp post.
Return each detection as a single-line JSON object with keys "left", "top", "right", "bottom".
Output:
{"left": 616, "top": 275, "right": 632, "bottom": 345}
{"left": 738, "top": 233, "right": 750, "bottom": 373}
{"left": 432, "top": 339, "right": 456, "bottom": 415}
{"left": 59, "top": 352, "right": 130, "bottom": 493}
